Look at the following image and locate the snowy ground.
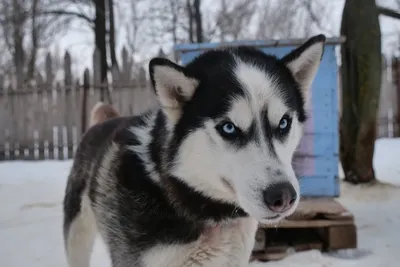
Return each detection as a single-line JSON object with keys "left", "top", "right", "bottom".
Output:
{"left": 0, "top": 138, "right": 399, "bottom": 267}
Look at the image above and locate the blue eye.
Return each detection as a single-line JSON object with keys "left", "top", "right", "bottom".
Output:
{"left": 216, "top": 121, "right": 241, "bottom": 140}
{"left": 277, "top": 115, "right": 292, "bottom": 135}
{"left": 279, "top": 118, "right": 288, "bottom": 129}
{"left": 222, "top": 122, "right": 236, "bottom": 134}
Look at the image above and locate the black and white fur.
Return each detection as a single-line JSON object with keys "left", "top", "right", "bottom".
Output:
{"left": 63, "top": 35, "right": 326, "bottom": 267}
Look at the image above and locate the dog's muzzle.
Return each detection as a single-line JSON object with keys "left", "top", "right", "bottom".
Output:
{"left": 262, "top": 182, "right": 297, "bottom": 214}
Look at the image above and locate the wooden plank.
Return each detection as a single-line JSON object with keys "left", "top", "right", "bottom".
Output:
{"left": 36, "top": 74, "right": 46, "bottom": 160}
{"left": 4, "top": 85, "right": 12, "bottom": 160}
{"left": 0, "top": 76, "right": 5, "bottom": 160}
{"left": 73, "top": 79, "right": 82, "bottom": 152}
{"left": 22, "top": 83, "right": 29, "bottom": 158}
{"left": 261, "top": 198, "right": 354, "bottom": 228}
{"left": 293, "top": 241, "right": 323, "bottom": 252}
{"left": 81, "top": 69, "right": 90, "bottom": 134}
{"left": 10, "top": 84, "right": 20, "bottom": 159}
{"left": 287, "top": 198, "right": 353, "bottom": 220}
{"left": 319, "top": 225, "right": 357, "bottom": 250}
{"left": 253, "top": 228, "right": 266, "bottom": 252}
{"left": 57, "top": 82, "right": 66, "bottom": 159}
{"left": 64, "top": 51, "right": 73, "bottom": 159}
{"left": 45, "top": 54, "right": 55, "bottom": 159}
{"left": 251, "top": 246, "right": 292, "bottom": 262}
{"left": 23, "top": 83, "right": 33, "bottom": 159}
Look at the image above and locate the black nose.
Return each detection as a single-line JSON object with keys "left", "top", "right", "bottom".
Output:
{"left": 263, "top": 182, "right": 297, "bottom": 213}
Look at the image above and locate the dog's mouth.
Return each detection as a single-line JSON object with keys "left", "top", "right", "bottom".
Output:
{"left": 258, "top": 214, "right": 283, "bottom": 225}
{"left": 263, "top": 215, "right": 280, "bottom": 220}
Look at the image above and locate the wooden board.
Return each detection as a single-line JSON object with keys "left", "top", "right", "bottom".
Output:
{"left": 261, "top": 218, "right": 354, "bottom": 229}
{"left": 318, "top": 225, "right": 357, "bottom": 250}
{"left": 252, "top": 198, "right": 357, "bottom": 262}
{"left": 260, "top": 198, "right": 354, "bottom": 229}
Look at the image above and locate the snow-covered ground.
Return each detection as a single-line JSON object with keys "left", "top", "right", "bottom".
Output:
{"left": 0, "top": 138, "right": 399, "bottom": 267}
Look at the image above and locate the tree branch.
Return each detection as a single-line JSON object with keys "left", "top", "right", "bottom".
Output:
{"left": 40, "top": 10, "right": 94, "bottom": 25}
{"left": 378, "top": 6, "right": 400, "bottom": 20}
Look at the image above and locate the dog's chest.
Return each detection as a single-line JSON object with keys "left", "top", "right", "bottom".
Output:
{"left": 141, "top": 217, "right": 258, "bottom": 267}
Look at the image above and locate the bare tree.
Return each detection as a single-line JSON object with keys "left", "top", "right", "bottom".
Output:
{"left": 255, "top": 0, "right": 335, "bottom": 40}
{"left": 144, "top": 0, "right": 187, "bottom": 60}
{"left": 0, "top": 0, "right": 72, "bottom": 83}
{"left": 125, "top": 0, "right": 146, "bottom": 57}
{"left": 215, "top": 0, "right": 256, "bottom": 42}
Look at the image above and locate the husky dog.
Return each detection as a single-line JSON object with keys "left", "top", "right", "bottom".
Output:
{"left": 63, "top": 34, "right": 326, "bottom": 267}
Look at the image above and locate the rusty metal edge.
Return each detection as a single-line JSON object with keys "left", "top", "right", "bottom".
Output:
{"left": 175, "top": 36, "right": 346, "bottom": 53}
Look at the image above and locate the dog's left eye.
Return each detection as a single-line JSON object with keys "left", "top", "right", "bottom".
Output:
{"left": 216, "top": 121, "right": 240, "bottom": 139}
{"left": 223, "top": 123, "right": 236, "bottom": 134}
{"left": 277, "top": 115, "right": 292, "bottom": 135}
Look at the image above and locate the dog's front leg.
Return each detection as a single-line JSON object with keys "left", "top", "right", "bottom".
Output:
{"left": 222, "top": 217, "right": 259, "bottom": 267}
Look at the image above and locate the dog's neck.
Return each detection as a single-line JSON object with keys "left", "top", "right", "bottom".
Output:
{"left": 163, "top": 175, "right": 248, "bottom": 222}
{"left": 149, "top": 110, "right": 247, "bottom": 223}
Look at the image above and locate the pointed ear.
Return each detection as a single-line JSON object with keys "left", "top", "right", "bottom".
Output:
{"left": 149, "top": 58, "right": 199, "bottom": 123}
{"left": 281, "top": 34, "right": 326, "bottom": 104}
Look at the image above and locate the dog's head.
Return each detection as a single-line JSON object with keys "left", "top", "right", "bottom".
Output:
{"left": 149, "top": 35, "right": 325, "bottom": 224}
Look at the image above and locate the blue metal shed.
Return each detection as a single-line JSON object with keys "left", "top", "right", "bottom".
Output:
{"left": 175, "top": 37, "right": 344, "bottom": 198}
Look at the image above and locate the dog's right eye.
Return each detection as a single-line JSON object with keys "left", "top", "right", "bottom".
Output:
{"left": 216, "top": 121, "right": 241, "bottom": 139}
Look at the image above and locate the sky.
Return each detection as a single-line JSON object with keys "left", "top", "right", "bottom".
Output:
{"left": 45, "top": 0, "right": 400, "bottom": 77}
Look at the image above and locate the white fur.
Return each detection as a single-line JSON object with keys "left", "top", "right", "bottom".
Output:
{"left": 141, "top": 217, "right": 258, "bottom": 267}
{"left": 66, "top": 143, "right": 119, "bottom": 267}
{"left": 284, "top": 41, "right": 324, "bottom": 106}
{"left": 152, "top": 65, "right": 199, "bottom": 123}
{"left": 65, "top": 194, "right": 97, "bottom": 267}
{"left": 127, "top": 111, "right": 161, "bottom": 182}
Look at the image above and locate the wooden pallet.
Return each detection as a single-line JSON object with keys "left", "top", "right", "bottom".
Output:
{"left": 251, "top": 198, "right": 357, "bottom": 262}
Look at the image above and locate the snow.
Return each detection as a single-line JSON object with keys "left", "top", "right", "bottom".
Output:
{"left": 1, "top": 138, "right": 400, "bottom": 267}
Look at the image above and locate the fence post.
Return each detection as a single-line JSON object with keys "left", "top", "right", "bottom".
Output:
{"left": 0, "top": 74, "right": 4, "bottom": 160}
{"left": 64, "top": 51, "right": 73, "bottom": 158}
{"left": 82, "top": 69, "right": 90, "bottom": 134}
{"left": 388, "top": 108, "right": 394, "bottom": 138}
{"left": 391, "top": 56, "right": 400, "bottom": 137}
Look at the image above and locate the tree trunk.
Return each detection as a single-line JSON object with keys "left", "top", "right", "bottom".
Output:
{"left": 108, "top": 0, "right": 118, "bottom": 71}
{"left": 186, "top": 0, "right": 194, "bottom": 43}
{"left": 193, "top": 0, "right": 203, "bottom": 43}
{"left": 27, "top": 0, "right": 39, "bottom": 81}
{"left": 340, "top": 0, "right": 381, "bottom": 184}
{"left": 12, "top": 0, "right": 25, "bottom": 86}
{"left": 93, "top": 0, "right": 108, "bottom": 101}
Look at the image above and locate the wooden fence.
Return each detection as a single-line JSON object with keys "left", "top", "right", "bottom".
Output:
{"left": 377, "top": 56, "right": 400, "bottom": 137}
{"left": 1, "top": 49, "right": 400, "bottom": 161}
{"left": 0, "top": 48, "right": 158, "bottom": 161}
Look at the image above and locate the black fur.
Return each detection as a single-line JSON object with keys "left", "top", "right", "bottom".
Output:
{"left": 63, "top": 116, "right": 135, "bottom": 240}
{"left": 64, "top": 112, "right": 248, "bottom": 260}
